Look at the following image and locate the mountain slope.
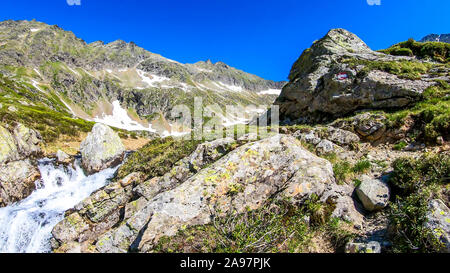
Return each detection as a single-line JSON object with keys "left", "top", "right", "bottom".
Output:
{"left": 420, "top": 34, "right": 450, "bottom": 43}
{"left": 0, "top": 19, "right": 285, "bottom": 136}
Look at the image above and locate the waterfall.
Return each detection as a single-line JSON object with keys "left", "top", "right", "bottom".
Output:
{"left": 0, "top": 158, "right": 118, "bottom": 253}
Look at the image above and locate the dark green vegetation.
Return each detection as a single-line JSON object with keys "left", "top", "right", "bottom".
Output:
{"left": 388, "top": 153, "right": 450, "bottom": 253}
{"left": 115, "top": 137, "right": 202, "bottom": 180}
{"left": 0, "top": 72, "right": 94, "bottom": 142}
{"left": 385, "top": 81, "right": 450, "bottom": 143}
{"left": 344, "top": 58, "right": 433, "bottom": 80}
{"left": 379, "top": 39, "right": 450, "bottom": 63}
{"left": 153, "top": 198, "right": 354, "bottom": 253}
{"left": 321, "top": 153, "right": 372, "bottom": 185}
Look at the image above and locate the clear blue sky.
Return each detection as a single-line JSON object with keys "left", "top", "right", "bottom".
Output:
{"left": 0, "top": 0, "right": 448, "bottom": 81}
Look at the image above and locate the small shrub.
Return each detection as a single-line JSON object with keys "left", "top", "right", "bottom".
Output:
{"left": 333, "top": 161, "right": 352, "bottom": 184}
{"left": 352, "top": 159, "right": 371, "bottom": 174}
{"left": 393, "top": 141, "right": 408, "bottom": 151}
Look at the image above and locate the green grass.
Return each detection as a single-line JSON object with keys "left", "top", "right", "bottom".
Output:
{"left": 344, "top": 58, "right": 433, "bottom": 80}
{"left": 388, "top": 153, "right": 450, "bottom": 253}
{"left": 115, "top": 137, "right": 202, "bottom": 181}
{"left": 152, "top": 197, "right": 354, "bottom": 253}
{"left": 379, "top": 38, "right": 450, "bottom": 63}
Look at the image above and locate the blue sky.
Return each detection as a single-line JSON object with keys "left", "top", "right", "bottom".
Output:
{"left": 0, "top": 0, "right": 448, "bottom": 81}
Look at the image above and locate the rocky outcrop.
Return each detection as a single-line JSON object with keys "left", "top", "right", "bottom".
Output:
{"left": 80, "top": 123, "right": 125, "bottom": 174}
{"left": 0, "top": 123, "right": 43, "bottom": 207}
{"left": 51, "top": 137, "right": 240, "bottom": 251}
{"left": 275, "top": 28, "right": 437, "bottom": 123}
{"left": 0, "top": 125, "right": 19, "bottom": 165}
{"left": 51, "top": 135, "right": 363, "bottom": 253}
{"left": 0, "top": 160, "right": 40, "bottom": 207}
{"left": 356, "top": 176, "right": 390, "bottom": 211}
{"left": 426, "top": 199, "right": 450, "bottom": 253}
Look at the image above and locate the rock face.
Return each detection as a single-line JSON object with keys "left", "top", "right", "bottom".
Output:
{"left": 51, "top": 135, "right": 363, "bottom": 253}
{"left": 426, "top": 199, "right": 450, "bottom": 253}
{"left": 0, "top": 125, "right": 19, "bottom": 165}
{"left": 0, "top": 123, "right": 43, "bottom": 207}
{"left": 275, "top": 28, "right": 435, "bottom": 123}
{"left": 0, "top": 160, "right": 40, "bottom": 207}
{"left": 80, "top": 123, "right": 125, "bottom": 174}
{"left": 355, "top": 176, "right": 390, "bottom": 211}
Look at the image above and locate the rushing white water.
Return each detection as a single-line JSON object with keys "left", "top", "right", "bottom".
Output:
{"left": 0, "top": 159, "right": 118, "bottom": 253}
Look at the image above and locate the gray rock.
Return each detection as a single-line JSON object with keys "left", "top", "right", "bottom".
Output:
{"left": 56, "top": 150, "right": 71, "bottom": 164}
{"left": 356, "top": 175, "right": 390, "bottom": 211}
{"left": 293, "top": 130, "right": 322, "bottom": 145}
{"left": 0, "top": 160, "right": 41, "bottom": 207}
{"left": 426, "top": 199, "right": 450, "bottom": 253}
{"left": 275, "top": 28, "right": 436, "bottom": 122}
{"left": 80, "top": 123, "right": 125, "bottom": 174}
{"left": 0, "top": 125, "right": 19, "bottom": 165}
{"left": 345, "top": 241, "right": 381, "bottom": 253}
{"left": 316, "top": 139, "right": 335, "bottom": 155}
{"left": 327, "top": 127, "right": 360, "bottom": 146}
{"left": 12, "top": 123, "right": 43, "bottom": 158}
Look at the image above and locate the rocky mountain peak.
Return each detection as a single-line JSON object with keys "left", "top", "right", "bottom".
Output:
{"left": 420, "top": 33, "right": 450, "bottom": 43}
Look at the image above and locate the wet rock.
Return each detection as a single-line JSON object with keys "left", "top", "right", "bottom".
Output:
{"left": 80, "top": 123, "right": 125, "bottom": 174}
{"left": 0, "top": 160, "right": 41, "bottom": 207}
{"left": 355, "top": 175, "right": 390, "bottom": 211}
{"left": 426, "top": 199, "right": 450, "bottom": 253}
{"left": 56, "top": 150, "right": 72, "bottom": 164}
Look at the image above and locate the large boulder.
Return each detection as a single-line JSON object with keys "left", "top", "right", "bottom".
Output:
{"left": 51, "top": 137, "right": 240, "bottom": 250}
{"left": 89, "top": 135, "right": 339, "bottom": 253}
{"left": 12, "top": 123, "right": 43, "bottom": 158}
{"left": 355, "top": 175, "right": 390, "bottom": 211}
{"left": 426, "top": 199, "right": 450, "bottom": 253}
{"left": 80, "top": 123, "right": 125, "bottom": 174}
{"left": 0, "top": 125, "right": 20, "bottom": 164}
{"left": 275, "top": 29, "right": 436, "bottom": 123}
{"left": 0, "top": 160, "right": 41, "bottom": 207}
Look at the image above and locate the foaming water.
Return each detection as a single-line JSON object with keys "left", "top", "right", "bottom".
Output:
{"left": 0, "top": 159, "right": 118, "bottom": 253}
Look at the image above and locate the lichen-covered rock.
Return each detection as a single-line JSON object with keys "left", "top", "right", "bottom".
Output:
{"left": 93, "top": 135, "right": 337, "bottom": 253}
{"left": 0, "top": 160, "right": 41, "bottom": 207}
{"left": 80, "top": 123, "right": 125, "bottom": 174}
{"left": 426, "top": 199, "right": 450, "bottom": 253}
{"left": 0, "top": 125, "right": 19, "bottom": 165}
{"left": 316, "top": 139, "right": 335, "bottom": 155}
{"left": 345, "top": 241, "right": 381, "bottom": 253}
{"left": 293, "top": 130, "right": 322, "bottom": 145}
{"left": 51, "top": 137, "right": 241, "bottom": 250}
{"left": 326, "top": 127, "right": 360, "bottom": 146}
{"left": 275, "top": 28, "right": 435, "bottom": 123}
{"left": 355, "top": 176, "right": 390, "bottom": 211}
{"left": 12, "top": 123, "right": 42, "bottom": 158}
